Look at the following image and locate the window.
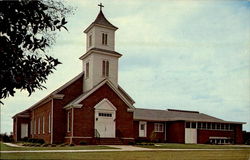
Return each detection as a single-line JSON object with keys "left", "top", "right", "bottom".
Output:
{"left": 186, "top": 122, "right": 191, "bottom": 128}
{"left": 38, "top": 118, "right": 40, "bottom": 134}
{"left": 48, "top": 114, "right": 51, "bottom": 133}
{"left": 102, "top": 60, "right": 109, "bottom": 77}
{"left": 30, "top": 121, "right": 33, "bottom": 135}
{"left": 34, "top": 119, "right": 36, "bottom": 134}
{"left": 99, "top": 113, "right": 112, "bottom": 117}
{"left": 198, "top": 122, "right": 202, "bottom": 129}
{"left": 207, "top": 123, "right": 211, "bottom": 130}
{"left": 102, "top": 33, "right": 107, "bottom": 45}
{"left": 89, "top": 35, "right": 92, "bottom": 47}
{"left": 154, "top": 123, "right": 164, "bottom": 132}
{"left": 67, "top": 111, "right": 71, "bottom": 132}
{"left": 140, "top": 124, "right": 145, "bottom": 130}
{"left": 191, "top": 122, "right": 196, "bottom": 129}
{"left": 86, "top": 62, "right": 89, "bottom": 78}
{"left": 42, "top": 116, "right": 45, "bottom": 134}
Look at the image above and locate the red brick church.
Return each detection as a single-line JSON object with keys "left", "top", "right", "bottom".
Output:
{"left": 13, "top": 6, "right": 245, "bottom": 145}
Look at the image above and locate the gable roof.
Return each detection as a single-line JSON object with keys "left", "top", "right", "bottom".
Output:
{"left": 134, "top": 108, "right": 245, "bottom": 124}
{"left": 64, "top": 79, "right": 135, "bottom": 110}
{"left": 13, "top": 72, "right": 84, "bottom": 118}
{"left": 84, "top": 10, "right": 118, "bottom": 33}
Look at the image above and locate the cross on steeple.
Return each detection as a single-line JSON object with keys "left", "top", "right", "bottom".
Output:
{"left": 98, "top": 3, "right": 104, "bottom": 11}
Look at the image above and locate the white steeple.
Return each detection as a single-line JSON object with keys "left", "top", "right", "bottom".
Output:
{"left": 80, "top": 4, "right": 122, "bottom": 92}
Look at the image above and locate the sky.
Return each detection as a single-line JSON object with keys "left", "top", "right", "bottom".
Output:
{"left": 1, "top": 0, "right": 250, "bottom": 134}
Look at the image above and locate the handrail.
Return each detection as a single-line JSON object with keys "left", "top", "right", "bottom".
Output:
{"left": 94, "top": 129, "right": 100, "bottom": 139}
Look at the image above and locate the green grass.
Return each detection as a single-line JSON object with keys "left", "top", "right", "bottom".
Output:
{"left": 137, "top": 143, "right": 250, "bottom": 149}
{"left": 1, "top": 150, "right": 250, "bottom": 160}
{"left": 0, "top": 142, "right": 116, "bottom": 151}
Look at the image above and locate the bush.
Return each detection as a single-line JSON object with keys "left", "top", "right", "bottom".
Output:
{"left": 51, "top": 144, "right": 57, "bottom": 147}
{"left": 69, "top": 143, "right": 75, "bottom": 146}
{"left": 22, "top": 137, "right": 29, "bottom": 142}
{"left": 0, "top": 133, "right": 13, "bottom": 142}
{"left": 128, "top": 141, "right": 135, "bottom": 145}
{"left": 41, "top": 143, "right": 49, "bottom": 147}
{"left": 79, "top": 141, "right": 87, "bottom": 145}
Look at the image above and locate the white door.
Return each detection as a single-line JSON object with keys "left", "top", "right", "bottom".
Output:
{"left": 95, "top": 112, "right": 115, "bottom": 137}
{"left": 21, "top": 123, "right": 28, "bottom": 138}
{"left": 139, "top": 121, "right": 147, "bottom": 137}
{"left": 185, "top": 128, "right": 197, "bottom": 144}
{"left": 94, "top": 99, "right": 116, "bottom": 138}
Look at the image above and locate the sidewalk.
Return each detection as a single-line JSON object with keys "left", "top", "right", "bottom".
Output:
{"left": 1, "top": 144, "right": 249, "bottom": 153}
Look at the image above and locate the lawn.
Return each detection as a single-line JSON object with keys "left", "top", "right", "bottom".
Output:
{"left": 0, "top": 142, "right": 116, "bottom": 151}
{"left": 1, "top": 150, "right": 250, "bottom": 160}
{"left": 137, "top": 143, "right": 250, "bottom": 149}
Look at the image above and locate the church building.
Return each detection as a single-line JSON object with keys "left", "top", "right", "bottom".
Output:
{"left": 13, "top": 5, "right": 245, "bottom": 145}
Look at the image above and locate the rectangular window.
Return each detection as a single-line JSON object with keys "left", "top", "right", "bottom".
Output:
{"left": 207, "top": 123, "right": 211, "bottom": 130}
{"left": 186, "top": 122, "right": 191, "bottom": 128}
{"left": 34, "top": 119, "right": 36, "bottom": 134}
{"left": 30, "top": 121, "right": 33, "bottom": 135}
{"left": 102, "top": 60, "right": 109, "bottom": 77}
{"left": 198, "top": 122, "right": 202, "bottom": 129}
{"left": 212, "top": 123, "right": 216, "bottom": 130}
{"left": 191, "top": 122, "right": 196, "bottom": 129}
{"left": 99, "top": 113, "right": 112, "bottom": 117}
{"left": 86, "top": 62, "right": 89, "bottom": 78}
{"left": 38, "top": 118, "right": 40, "bottom": 134}
{"left": 154, "top": 123, "right": 164, "bottom": 132}
{"left": 42, "top": 116, "right": 45, "bottom": 134}
{"left": 102, "top": 33, "right": 108, "bottom": 45}
{"left": 67, "top": 111, "right": 71, "bottom": 132}
{"left": 89, "top": 35, "right": 92, "bottom": 47}
{"left": 102, "top": 60, "right": 105, "bottom": 77}
{"left": 48, "top": 114, "right": 51, "bottom": 133}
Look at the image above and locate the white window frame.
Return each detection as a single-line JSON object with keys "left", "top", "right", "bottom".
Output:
{"left": 154, "top": 123, "right": 164, "bottom": 132}
{"left": 48, "top": 114, "right": 51, "bottom": 133}
{"left": 88, "top": 35, "right": 92, "bottom": 47}
{"left": 38, "top": 118, "right": 40, "bottom": 134}
{"left": 85, "top": 62, "right": 89, "bottom": 79}
{"left": 34, "top": 119, "right": 36, "bottom": 134}
{"left": 42, "top": 116, "right": 45, "bottom": 134}
{"left": 67, "top": 111, "right": 71, "bottom": 132}
{"left": 102, "top": 60, "right": 109, "bottom": 77}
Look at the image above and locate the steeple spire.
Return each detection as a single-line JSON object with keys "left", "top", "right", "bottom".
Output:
{"left": 98, "top": 3, "right": 104, "bottom": 11}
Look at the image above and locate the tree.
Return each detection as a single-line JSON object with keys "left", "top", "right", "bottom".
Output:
{"left": 0, "top": 0, "right": 73, "bottom": 104}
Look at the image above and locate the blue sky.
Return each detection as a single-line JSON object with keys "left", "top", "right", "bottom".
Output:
{"left": 1, "top": 0, "right": 250, "bottom": 133}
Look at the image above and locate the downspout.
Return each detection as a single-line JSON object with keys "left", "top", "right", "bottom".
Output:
{"left": 15, "top": 117, "right": 18, "bottom": 141}
{"left": 71, "top": 107, "right": 74, "bottom": 144}
{"left": 164, "top": 122, "right": 166, "bottom": 142}
{"left": 51, "top": 99, "right": 54, "bottom": 144}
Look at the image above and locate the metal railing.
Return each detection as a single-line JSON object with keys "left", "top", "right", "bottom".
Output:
{"left": 94, "top": 129, "right": 100, "bottom": 139}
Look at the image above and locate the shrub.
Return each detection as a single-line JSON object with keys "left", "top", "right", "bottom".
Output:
{"left": 128, "top": 141, "right": 135, "bottom": 145}
{"left": 22, "top": 137, "right": 29, "bottom": 142}
{"left": 79, "top": 141, "right": 87, "bottom": 145}
{"left": 51, "top": 144, "right": 57, "bottom": 147}
{"left": 41, "top": 143, "right": 49, "bottom": 147}
{"left": 69, "top": 143, "right": 75, "bottom": 146}
{"left": 0, "top": 133, "right": 13, "bottom": 142}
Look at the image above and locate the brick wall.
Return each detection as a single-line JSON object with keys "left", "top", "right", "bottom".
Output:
{"left": 72, "top": 83, "right": 134, "bottom": 144}
{"left": 133, "top": 121, "right": 165, "bottom": 142}
{"left": 166, "top": 121, "right": 185, "bottom": 143}
{"left": 52, "top": 74, "right": 83, "bottom": 144}
{"left": 13, "top": 116, "right": 30, "bottom": 141}
{"left": 32, "top": 100, "right": 52, "bottom": 143}
{"left": 197, "top": 130, "right": 234, "bottom": 144}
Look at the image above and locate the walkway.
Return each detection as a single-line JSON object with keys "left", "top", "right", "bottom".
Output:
{"left": 1, "top": 144, "right": 249, "bottom": 153}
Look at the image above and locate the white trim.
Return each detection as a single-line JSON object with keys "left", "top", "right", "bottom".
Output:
{"left": 38, "top": 118, "right": 40, "bottom": 134}
{"left": 139, "top": 121, "right": 147, "bottom": 137}
{"left": 42, "top": 116, "right": 45, "bottom": 134}
{"left": 67, "top": 111, "right": 71, "bottom": 132}
{"left": 120, "top": 137, "right": 135, "bottom": 140}
{"left": 94, "top": 98, "right": 117, "bottom": 111}
{"left": 51, "top": 99, "right": 54, "bottom": 144}
{"left": 65, "top": 136, "right": 93, "bottom": 139}
{"left": 79, "top": 49, "right": 121, "bottom": 60}
{"left": 71, "top": 108, "right": 74, "bottom": 144}
{"left": 64, "top": 79, "right": 134, "bottom": 109}
{"left": 13, "top": 73, "right": 83, "bottom": 118}
{"left": 48, "top": 113, "right": 51, "bottom": 133}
